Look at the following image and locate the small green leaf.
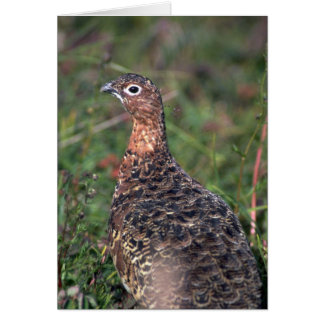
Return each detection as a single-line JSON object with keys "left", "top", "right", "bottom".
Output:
{"left": 86, "top": 295, "right": 98, "bottom": 308}
{"left": 232, "top": 144, "right": 245, "bottom": 157}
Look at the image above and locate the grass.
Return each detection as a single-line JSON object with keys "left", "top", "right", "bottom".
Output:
{"left": 58, "top": 16, "right": 268, "bottom": 309}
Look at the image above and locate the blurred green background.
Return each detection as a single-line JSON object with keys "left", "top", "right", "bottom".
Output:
{"left": 58, "top": 16, "right": 267, "bottom": 309}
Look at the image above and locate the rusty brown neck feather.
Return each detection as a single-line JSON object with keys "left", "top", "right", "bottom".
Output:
{"left": 127, "top": 111, "right": 168, "bottom": 155}
{"left": 118, "top": 109, "right": 171, "bottom": 183}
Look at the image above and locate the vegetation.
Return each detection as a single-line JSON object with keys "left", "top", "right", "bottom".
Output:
{"left": 58, "top": 16, "right": 267, "bottom": 309}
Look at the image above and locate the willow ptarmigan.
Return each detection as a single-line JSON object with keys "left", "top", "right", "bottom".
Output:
{"left": 100, "top": 73, "right": 262, "bottom": 309}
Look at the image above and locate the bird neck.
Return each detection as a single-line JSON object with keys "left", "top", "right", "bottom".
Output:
{"left": 127, "top": 110, "right": 169, "bottom": 157}
{"left": 116, "top": 111, "right": 171, "bottom": 185}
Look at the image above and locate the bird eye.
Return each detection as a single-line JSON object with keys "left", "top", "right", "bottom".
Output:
{"left": 129, "top": 86, "right": 139, "bottom": 93}
{"left": 125, "top": 84, "right": 142, "bottom": 96}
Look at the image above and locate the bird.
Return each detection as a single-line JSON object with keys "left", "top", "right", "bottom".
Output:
{"left": 100, "top": 73, "right": 262, "bottom": 309}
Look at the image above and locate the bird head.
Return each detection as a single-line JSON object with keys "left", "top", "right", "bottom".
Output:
{"left": 100, "top": 73, "right": 163, "bottom": 122}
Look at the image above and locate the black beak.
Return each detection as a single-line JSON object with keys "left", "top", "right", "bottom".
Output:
{"left": 100, "top": 82, "right": 117, "bottom": 94}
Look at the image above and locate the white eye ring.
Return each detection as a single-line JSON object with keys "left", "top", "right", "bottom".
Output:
{"left": 124, "top": 84, "right": 142, "bottom": 96}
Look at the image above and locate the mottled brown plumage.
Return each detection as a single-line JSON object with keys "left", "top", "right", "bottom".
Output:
{"left": 101, "top": 73, "right": 262, "bottom": 309}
